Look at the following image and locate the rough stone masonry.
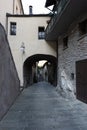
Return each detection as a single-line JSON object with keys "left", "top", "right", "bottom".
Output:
{"left": 57, "top": 14, "right": 87, "bottom": 99}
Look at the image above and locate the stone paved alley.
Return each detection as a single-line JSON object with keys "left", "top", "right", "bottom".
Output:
{"left": 0, "top": 82, "right": 87, "bottom": 130}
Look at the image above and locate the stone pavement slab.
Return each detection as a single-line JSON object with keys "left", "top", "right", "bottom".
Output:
{"left": 0, "top": 82, "right": 87, "bottom": 130}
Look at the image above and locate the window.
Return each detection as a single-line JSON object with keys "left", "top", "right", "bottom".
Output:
{"left": 10, "top": 22, "right": 16, "bottom": 35}
{"left": 79, "top": 19, "right": 87, "bottom": 35}
{"left": 71, "top": 73, "right": 74, "bottom": 80}
{"left": 38, "top": 27, "right": 45, "bottom": 39}
{"left": 63, "top": 36, "right": 68, "bottom": 49}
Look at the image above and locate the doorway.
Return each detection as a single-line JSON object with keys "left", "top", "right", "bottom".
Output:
{"left": 76, "top": 59, "right": 87, "bottom": 103}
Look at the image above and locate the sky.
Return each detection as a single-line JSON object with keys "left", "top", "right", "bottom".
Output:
{"left": 22, "top": 0, "right": 50, "bottom": 14}
{"left": 38, "top": 60, "right": 47, "bottom": 67}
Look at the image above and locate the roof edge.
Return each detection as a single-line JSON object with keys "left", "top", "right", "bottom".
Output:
{"left": 6, "top": 13, "right": 51, "bottom": 17}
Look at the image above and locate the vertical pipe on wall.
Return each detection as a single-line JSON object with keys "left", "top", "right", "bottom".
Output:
{"left": 13, "top": 0, "right": 15, "bottom": 14}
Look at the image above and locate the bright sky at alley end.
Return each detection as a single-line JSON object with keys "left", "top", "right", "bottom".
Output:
{"left": 22, "top": 0, "right": 50, "bottom": 14}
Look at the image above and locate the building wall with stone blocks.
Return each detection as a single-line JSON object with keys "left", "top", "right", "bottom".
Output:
{"left": 57, "top": 15, "right": 87, "bottom": 98}
{"left": 0, "top": 24, "right": 20, "bottom": 120}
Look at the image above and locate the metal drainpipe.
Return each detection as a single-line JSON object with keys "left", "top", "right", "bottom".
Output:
{"left": 13, "top": 0, "right": 15, "bottom": 14}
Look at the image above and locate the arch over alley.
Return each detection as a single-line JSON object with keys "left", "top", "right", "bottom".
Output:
{"left": 23, "top": 54, "right": 57, "bottom": 87}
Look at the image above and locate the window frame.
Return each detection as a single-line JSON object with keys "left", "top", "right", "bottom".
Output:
{"left": 79, "top": 19, "right": 87, "bottom": 36}
{"left": 38, "top": 26, "right": 45, "bottom": 40}
{"left": 10, "top": 22, "right": 17, "bottom": 36}
{"left": 63, "top": 36, "right": 68, "bottom": 50}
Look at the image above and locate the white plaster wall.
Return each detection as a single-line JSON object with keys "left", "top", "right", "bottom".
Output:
{"left": 0, "top": 0, "right": 23, "bottom": 29}
{"left": 0, "top": 0, "right": 13, "bottom": 29}
{"left": 8, "top": 16, "right": 57, "bottom": 86}
{"left": 14, "top": 0, "right": 24, "bottom": 14}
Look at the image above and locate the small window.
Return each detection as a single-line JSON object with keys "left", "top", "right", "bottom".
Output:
{"left": 63, "top": 36, "right": 68, "bottom": 49}
{"left": 38, "top": 27, "right": 45, "bottom": 39}
{"left": 71, "top": 73, "right": 74, "bottom": 80}
{"left": 10, "top": 22, "right": 16, "bottom": 35}
{"left": 79, "top": 19, "right": 87, "bottom": 35}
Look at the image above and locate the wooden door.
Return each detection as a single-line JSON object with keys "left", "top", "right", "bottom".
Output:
{"left": 76, "top": 59, "right": 87, "bottom": 103}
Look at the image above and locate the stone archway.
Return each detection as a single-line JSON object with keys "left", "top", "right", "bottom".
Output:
{"left": 23, "top": 54, "right": 57, "bottom": 87}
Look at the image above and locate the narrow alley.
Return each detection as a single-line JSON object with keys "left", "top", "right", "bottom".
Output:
{"left": 0, "top": 82, "right": 87, "bottom": 130}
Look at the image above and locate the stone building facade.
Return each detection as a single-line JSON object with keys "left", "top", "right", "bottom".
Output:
{"left": 58, "top": 15, "right": 87, "bottom": 98}
{"left": 45, "top": 0, "right": 87, "bottom": 102}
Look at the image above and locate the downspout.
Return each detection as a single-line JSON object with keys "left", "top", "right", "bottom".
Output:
{"left": 6, "top": 14, "right": 8, "bottom": 35}
{"left": 13, "top": 0, "right": 15, "bottom": 14}
{"left": 56, "top": 40, "right": 58, "bottom": 86}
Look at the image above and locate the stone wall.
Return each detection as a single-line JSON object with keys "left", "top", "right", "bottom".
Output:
{"left": 57, "top": 16, "right": 87, "bottom": 99}
{"left": 0, "top": 24, "right": 20, "bottom": 120}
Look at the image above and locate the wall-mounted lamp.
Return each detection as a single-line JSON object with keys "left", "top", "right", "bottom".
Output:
{"left": 20, "top": 42, "right": 25, "bottom": 54}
